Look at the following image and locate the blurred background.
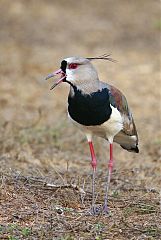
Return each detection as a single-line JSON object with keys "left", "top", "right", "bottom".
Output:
{"left": 0, "top": 0, "right": 160, "bottom": 187}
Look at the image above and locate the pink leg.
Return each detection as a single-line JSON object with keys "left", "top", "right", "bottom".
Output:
{"left": 88, "top": 141, "right": 98, "bottom": 215}
{"left": 103, "top": 143, "right": 114, "bottom": 214}
{"left": 89, "top": 141, "right": 97, "bottom": 170}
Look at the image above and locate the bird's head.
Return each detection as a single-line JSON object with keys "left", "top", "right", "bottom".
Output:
{"left": 45, "top": 54, "right": 115, "bottom": 93}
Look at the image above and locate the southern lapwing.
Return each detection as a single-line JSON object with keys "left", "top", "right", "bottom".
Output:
{"left": 45, "top": 54, "right": 139, "bottom": 215}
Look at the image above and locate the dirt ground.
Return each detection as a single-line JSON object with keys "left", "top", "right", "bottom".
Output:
{"left": 0, "top": 0, "right": 160, "bottom": 239}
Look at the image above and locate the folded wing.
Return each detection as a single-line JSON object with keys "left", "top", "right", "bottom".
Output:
{"left": 108, "top": 84, "right": 139, "bottom": 153}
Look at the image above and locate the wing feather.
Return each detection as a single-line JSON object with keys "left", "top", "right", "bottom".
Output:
{"left": 108, "top": 85, "right": 138, "bottom": 143}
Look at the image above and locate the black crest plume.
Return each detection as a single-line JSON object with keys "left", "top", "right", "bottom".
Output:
{"left": 87, "top": 54, "right": 116, "bottom": 63}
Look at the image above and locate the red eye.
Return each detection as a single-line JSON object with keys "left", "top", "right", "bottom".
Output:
{"left": 68, "top": 63, "right": 78, "bottom": 69}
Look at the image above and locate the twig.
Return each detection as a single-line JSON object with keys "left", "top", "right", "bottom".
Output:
{"left": 44, "top": 183, "right": 86, "bottom": 195}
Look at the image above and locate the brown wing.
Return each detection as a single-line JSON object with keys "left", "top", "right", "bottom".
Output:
{"left": 109, "top": 85, "right": 138, "bottom": 142}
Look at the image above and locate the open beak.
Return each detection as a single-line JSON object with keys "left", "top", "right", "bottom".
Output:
{"left": 45, "top": 69, "right": 66, "bottom": 90}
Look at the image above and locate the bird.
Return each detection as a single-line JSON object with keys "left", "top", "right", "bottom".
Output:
{"left": 45, "top": 54, "right": 139, "bottom": 215}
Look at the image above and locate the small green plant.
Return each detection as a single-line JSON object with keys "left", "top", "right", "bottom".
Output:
{"left": 59, "top": 236, "right": 75, "bottom": 240}
{"left": 8, "top": 236, "right": 18, "bottom": 240}
{"left": 94, "top": 222, "right": 104, "bottom": 239}
{"left": 95, "top": 236, "right": 103, "bottom": 240}
{"left": 111, "top": 190, "right": 119, "bottom": 198}
{"left": 143, "top": 227, "right": 161, "bottom": 237}
{"left": 137, "top": 203, "right": 156, "bottom": 214}
{"left": 124, "top": 203, "right": 156, "bottom": 217}
{"left": 21, "top": 227, "right": 31, "bottom": 237}
{"left": 63, "top": 207, "right": 74, "bottom": 212}
{"left": 8, "top": 224, "right": 18, "bottom": 232}
{"left": 94, "top": 222, "right": 104, "bottom": 232}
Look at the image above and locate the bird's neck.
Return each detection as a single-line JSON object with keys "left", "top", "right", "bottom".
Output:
{"left": 69, "top": 79, "right": 101, "bottom": 96}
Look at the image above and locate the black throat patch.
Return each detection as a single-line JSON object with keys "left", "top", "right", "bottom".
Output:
{"left": 68, "top": 87, "right": 112, "bottom": 126}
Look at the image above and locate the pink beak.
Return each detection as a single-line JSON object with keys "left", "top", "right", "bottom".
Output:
{"left": 45, "top": 69, "right": 66, "bottom": 90}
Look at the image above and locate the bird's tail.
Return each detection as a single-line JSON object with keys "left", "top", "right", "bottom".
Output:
{"left": 120, "top": 144, "right": 139, "bottom": 153}
{"left": 114, "top": 131, "right": 139, "bottom": 153}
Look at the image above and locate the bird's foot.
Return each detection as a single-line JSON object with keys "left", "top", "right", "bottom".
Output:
{"left": 101, "top": 204, "right": 110, "bottom": 215}
{"left": 87, "top": 205, "right": 102, "bottom": 216}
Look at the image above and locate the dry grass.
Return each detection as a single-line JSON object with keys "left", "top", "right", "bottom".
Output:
{"left": 0, "top": 170, "right": 160, "bottom": 239}
{"left": 0, "top": 0, "right": 161, "bottom": 239}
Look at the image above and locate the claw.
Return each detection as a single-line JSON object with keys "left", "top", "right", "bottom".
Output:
{"left": 88, "top": 205, "right": 102, "bottom": 216}
{"left": 102, "top": 204, "right": 109, "bottom": 215}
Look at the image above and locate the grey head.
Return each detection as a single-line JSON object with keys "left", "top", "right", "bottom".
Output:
{"left": 45, "top": 54, "right": 115, "bottom": 94}
{"left": 63, "top": 56, "right": 100, "bottom": 94}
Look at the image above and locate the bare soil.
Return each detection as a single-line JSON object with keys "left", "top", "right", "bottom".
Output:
{"left": 0, "top": 0, "right": 160, "bottom": 239}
